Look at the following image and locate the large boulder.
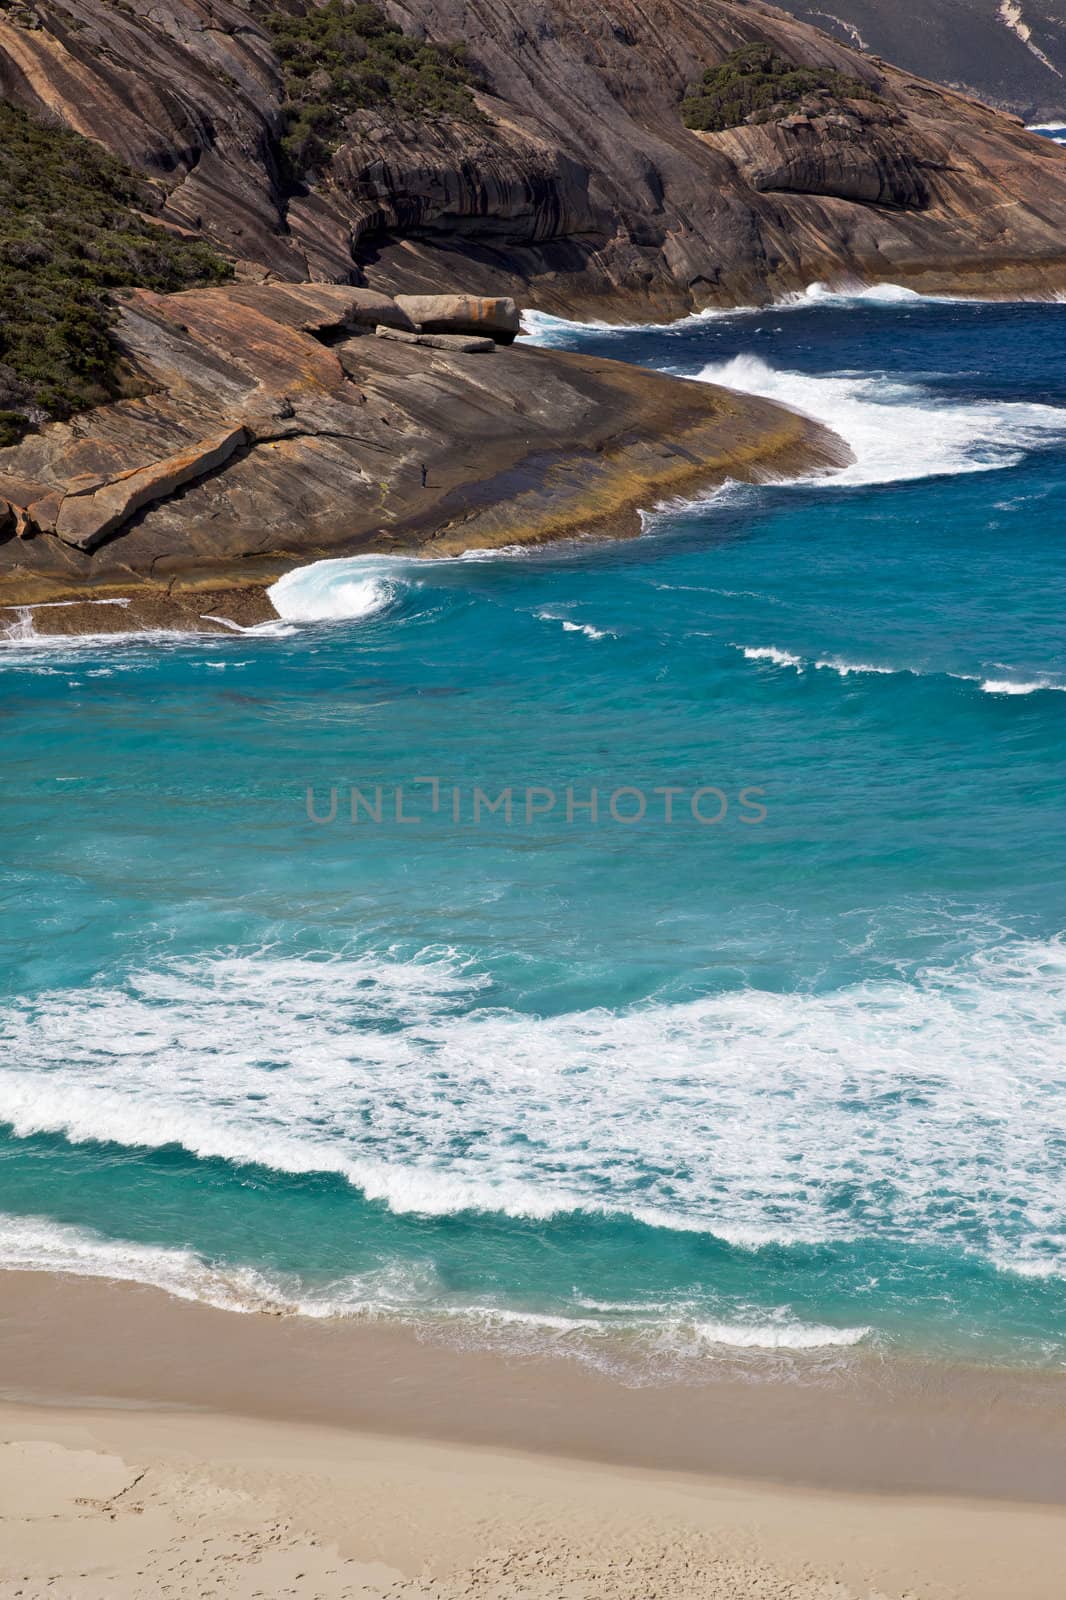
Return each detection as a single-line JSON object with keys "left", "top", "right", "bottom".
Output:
{"left": 394, "top": 295, "right": 521, "bottom": 344}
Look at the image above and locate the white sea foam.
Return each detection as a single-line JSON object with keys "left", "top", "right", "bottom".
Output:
{"left": 733, "top": 644, "right": 908, "bottom": 680}
{"left": 198, "top": 613, "right": 298, "bottom": 638}
{"left": 521, "top": 307, "right": 728, "bottom": 343}
{"left": 0, "top": 1211, "right": 871, "bottom": 1357}
{"left": 536, "top": 609, "right": 614, "bottom": 640}
{"left": 990, "top": 1250, "right": 1066, "bottom": 1280}
{"left": 694, "top": 354, "right": 1066, "bottom": 486}
{"left": 0, "top": 628, "right": 208, "bottom": 666}
{"left": 0, "top": 1211, "right": 305, "bottom": 1314}
{"left": 731, "top": 644, "right": 1064, "bottom": 695}
{"left": 980, "top": 678, "right": 1066, "bottom": 695}
{"left": 520, "top": 283, "right": 995, "bottom": 347}
{"left": 1, "top": 940, "right": 1064, "bottom": 1273}
{"left": 268, "top": 558, "right": 402, "bottom": 623}
{"left": 736, "top": 644, "right": 803, "bottom": 669}
{"left": 0, "top": 602, "right": 295, "bottom": 658}
{"left": 266, "top": 547, "right": 545, "bottom": 627}
{"left": 815, "top": 657, "right": 898, "bottom": 677}
{"left": 795, "top": 281, "right": 932, "bottom": 307}
{"left": 657, "top": 1318, "right": 869, "bottom": 1352}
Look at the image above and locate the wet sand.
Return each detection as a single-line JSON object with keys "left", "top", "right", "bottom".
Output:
{"left": 0, "top": 1271, "right": 1064, "bottom": 1597}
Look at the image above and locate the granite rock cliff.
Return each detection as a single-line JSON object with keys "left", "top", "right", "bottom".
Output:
{"left": 1, "top": 0, "right": 1065, "bottom": 316}
{"left": 0, "top": 281, "right": 848, "bottom": 624}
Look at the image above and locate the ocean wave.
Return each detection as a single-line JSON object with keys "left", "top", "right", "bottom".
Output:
{"left": 733, "top": 642, "right": 906, "bottom": 679}
{"left": 990, "top": 1250, "right": 1066, "bottom": 1280}
{"left": 736, "top": 644, "right": 803, "bottom": 669}
{"left": 0, "top": 1212, "right": 870, "bottom": 1358}
{"left": 521, "top": 307, "right": 728, "bottom": 342}
{"left": 732, "top": 642, "right": 1066, "bottom": 694}
{"left": 1, "top": 939, "right": 1065, "bottom": 1269}
{"left": 535, "top": 609, "right": 614, "bottom": 640}
{"left": 979, "top": 678, "right": 1066, "bottom": 695}
{"left": 268, "top": 559, "right": 402, "bottom": 623}
{"left": 694, "top": 354, "right": 1066, "bottom": 486}
{"left": 815, "top": 657, "right": 897, "bottom": 677}
{"left": 265, "top": 548, "right": 546, "bottom": 627}
{"left": 793, "top": 281, "right": 945, "bottom": 307}
{"left": 520, "top": 283, "right": 996, "bottom": 346}
{"left": 0, "top": 1211, "right": 311, "bottom": 1315}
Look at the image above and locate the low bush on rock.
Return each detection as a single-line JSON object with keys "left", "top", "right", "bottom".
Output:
{"left": 682, "top": 43, "right": 880, "bottom": 132}
{"left": 264, "top": 0, "right": 485, "bottom": 182}
{"left": 0, "top": 100, "right": 231, "bottom": 445}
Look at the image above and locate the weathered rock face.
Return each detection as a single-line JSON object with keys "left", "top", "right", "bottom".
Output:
{"left": 1, "top": 0, "right": 1066, "bottom": 315}
{"left": 701, "top": 102, "right": 933, "bottom": 210}
{"left": 0, "top": 0, "right": 299, "bottom": 275}
{"left": 0, "top": 283, "right": 849, "bottom": 628}
{"left": 364, "top": 0, "right": 1066, "bottom": 311}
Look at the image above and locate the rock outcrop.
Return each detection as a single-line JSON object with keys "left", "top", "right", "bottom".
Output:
{"left": 1, "top": 0, "right": 1066, "bottom": 316}
{"left": 0, "top": 283, "right": 849, "bottom": 630}
{"left": 1, "top": 0, "right": 1063, "bottom": 631}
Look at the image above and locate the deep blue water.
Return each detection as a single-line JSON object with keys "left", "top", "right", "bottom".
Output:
{"left": 1, "top": 283, "right": 1064, "bottom": 1378}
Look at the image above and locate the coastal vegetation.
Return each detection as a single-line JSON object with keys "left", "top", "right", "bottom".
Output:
{"left": 681, "top": 42, "right": 880, "bottom": 132}
{"left": 263, "top": 0, "right": 485, "bottom": 182}
{"left": 0, "top": 101, "right": 231, "bottom": 447}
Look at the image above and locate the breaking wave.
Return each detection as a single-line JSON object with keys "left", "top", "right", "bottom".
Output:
{"left": 520, "top": 283, "right": 993, "bottom": 347}
{"left": 695, "top": 355, "right": 1066, "bottom": 486}
{"left": 0, "top": 1211, "right": 871, "bottom": 1363}
{"left": 731, "top": 642, "right": 1066, "bottom": 695}
{"left": 0, "top": 939, "right": 1064, "bottom": 1277}
{"left": 268, "top": 558, "right": 403, "bottom": 623}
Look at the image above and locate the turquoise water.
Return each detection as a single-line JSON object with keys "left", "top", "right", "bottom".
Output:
{"left": 1, "top": 283, "right": 1065, "bottom": 1377}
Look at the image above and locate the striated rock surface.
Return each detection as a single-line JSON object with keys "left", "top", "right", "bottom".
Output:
{"left": 1, "top": 0, "right": 1062, "bottom": 632}
{"left": 1, "top": 0, "right": 1065, "bottom": 316}
{"left": 0, "top": 283, "right": 849, "bottom": 630}
{"left": 700, "top": 102, "right": 934, "bottom": 210}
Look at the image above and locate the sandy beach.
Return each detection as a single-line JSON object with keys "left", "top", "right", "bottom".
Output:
{"left": 0, "top": 1272, "right": 1064, "bottom": 1598}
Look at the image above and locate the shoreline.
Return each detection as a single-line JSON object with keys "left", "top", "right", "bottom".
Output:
{"left": 2, "top": 1270, "right": 1064, "bottom": 1506}
{"left": 4, "top": 275, "right": 1065, "bottom": 641}
{"left": 0, "top": 310, "right": 849, "bottom": 636}
{"left": 515, "top": 267, "right": 1066, "bottom": 326}
{"left": 2, "top": 1273, "right": 1065, "bottom": 1598}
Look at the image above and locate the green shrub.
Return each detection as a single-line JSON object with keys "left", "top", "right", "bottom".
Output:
{"left": 263, "top": 0, "right": 484, "bottom": 183}
{"left": 0, "top": 100, "right": 232, "bottom": 445}
{"left": 682, "top": 42, "right": 879, "bottom": 133}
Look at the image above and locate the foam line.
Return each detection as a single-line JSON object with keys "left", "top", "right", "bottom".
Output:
{"left": 0, "top": 940, "right": 1063, "bottom": 1274}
